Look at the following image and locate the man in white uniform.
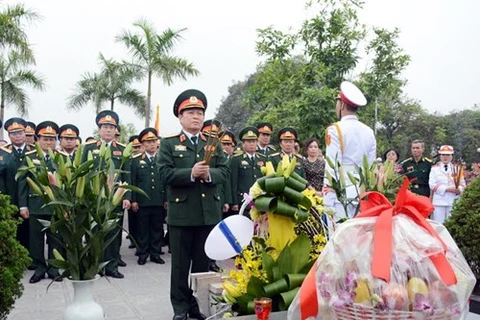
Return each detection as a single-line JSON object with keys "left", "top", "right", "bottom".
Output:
{"left": 428, "top": 145, "right": 465, "bottom": 224}
{"left": 323, "top": 81, "right": 377, "bottom": 219}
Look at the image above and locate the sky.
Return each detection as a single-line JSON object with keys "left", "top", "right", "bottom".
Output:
{"left": 2, "top": 0, "right": 480, "bottom": 140}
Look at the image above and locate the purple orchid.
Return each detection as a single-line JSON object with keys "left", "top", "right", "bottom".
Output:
{"left": 345, "top": 272, "right": 357, "bottom": 290}
{"left": 413, "top": 293, "right": 434, "bottom": 316}
{"left": 242, "top": 193, "right": 254, "bottom": 208}
{"left": 330, "top": 289, "right": 354, "bottom": 308}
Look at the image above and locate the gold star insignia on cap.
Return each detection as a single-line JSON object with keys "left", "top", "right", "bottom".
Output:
{"left": 190, "top": 96, "right": 198, "bottom": 103}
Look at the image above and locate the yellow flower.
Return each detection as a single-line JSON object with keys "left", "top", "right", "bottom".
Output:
{"left": 250, "top": 207, "right": 261, "bottom": 220}
{"left": 249, "top": 182, "right": 264, "bottom": 199}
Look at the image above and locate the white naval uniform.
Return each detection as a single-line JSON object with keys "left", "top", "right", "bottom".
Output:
{"left": 428, "top": 163, "right": 465, "bottom": 224}
{"left": 323, "top": 115, "right": 377, "bottom": 219}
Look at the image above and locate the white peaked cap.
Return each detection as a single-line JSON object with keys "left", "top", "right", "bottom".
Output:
{"left": 204, "top": 215, "right": 254, "bottom": 261}
{"left": 339, "top": 81, "right": 367, "bottom": 108}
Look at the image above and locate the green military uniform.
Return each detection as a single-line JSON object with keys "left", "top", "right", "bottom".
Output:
{"left": 81, "top": 110, "right": 131, "bottom": 277}
{"left": 0, "top": 145, "right": 13, "bottom": 194}
{"left": 131, "top": 128, "right": 165, "bottom": 264}
{"left": 3, "top": 117, "right": 36, "bottom": 250}
{"left": 17, "top": 121, "right": 65, "bottom": 282}
{"left": 127, "top": 135, "right": 142, "bottom": 248}
{"left": 158, "top": 89, "right": 230, "bottom": 319}
{"left": 218, "top": 131, "right": 235, "bottom": 218}
{"left": 401, "top": 156, "right": 433, "bottom": 197}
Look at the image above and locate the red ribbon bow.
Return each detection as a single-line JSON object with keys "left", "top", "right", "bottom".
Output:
{"left": 357, "top": 178, "right": 457, "bottom": 285}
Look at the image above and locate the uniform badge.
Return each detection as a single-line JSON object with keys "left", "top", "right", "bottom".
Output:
{"left": 179, "top": 134, "right": 186, "bottom": 143}
{"left": 175, "top": 145, "right": 187, "bottom": 151}
{"left": 140, "top": 160, "right": 146, "bottom": 165}
{"left": 407, "top": 166, "right": 414, "bottom": 171}
{"left": 113, "top": 151, "right": 122, "bottom": 156}
{"left": 93, "top": 149, "right": 100, "bottom": 154}
{"left": 241, "top": 160, "right": 249, "bottom": 166}
{"left": 325, "top": 133, "right": 331, "bottom": 146}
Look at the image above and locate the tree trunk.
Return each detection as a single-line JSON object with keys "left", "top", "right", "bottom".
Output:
{"left": 110, "top": 98, "right": 114, "bottom": 111}
{"left": 145, "top": 71, "right": 152, "bottom": 128}
{"left": 0, "top": 91, "right": 5, "bottom": 140}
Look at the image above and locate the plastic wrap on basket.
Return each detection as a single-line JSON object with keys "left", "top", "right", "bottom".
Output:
{"left": 287, "top": 180, "right": 476, "bottom": 320}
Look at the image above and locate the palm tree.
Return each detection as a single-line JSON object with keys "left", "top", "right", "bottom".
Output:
{"left": 0, "top": 50, "right": 45, "bottom": 139}
{"left": 116, "top": 18, "right": 200, "bottom": 127}
{"left": 67, "top": 53, "right": 146, "bottom": 117}
{"left": 0, "top": 4, "right": 40, "bottom": 55}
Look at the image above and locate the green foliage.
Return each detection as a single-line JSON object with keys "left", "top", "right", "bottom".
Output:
{"left": 66, "top": 53, "right": 146, "bottom": 116}
{"left": 0, "top": 194, "right": 31, "bottom": 320}
{"left": 445, "top": 176, "right": 480, "bottom": 280}
{"left": 16, "top": 143, "right": 147, "bottom": 281}
{"left": 116, "top": 18, "right": 199, "bottom": 127}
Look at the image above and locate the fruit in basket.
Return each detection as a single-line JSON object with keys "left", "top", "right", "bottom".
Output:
{"left": 428, "top": 280, "right": 456, "bottom": 307}
{"left": 381, "top": 282, "right": 409, "bottom": 310}
{"left": 407, "top": 277, "right": 429, "bottom": 303}
{"left": 354, "top": 278, "right": 372, "bottom": 304}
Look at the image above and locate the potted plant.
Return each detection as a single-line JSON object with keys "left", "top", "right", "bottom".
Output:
{"left": 16, "top": 142, "right": 145, "bottom": 320}
{"left": 0, "top": 193, "right": 31, "bottom": 320}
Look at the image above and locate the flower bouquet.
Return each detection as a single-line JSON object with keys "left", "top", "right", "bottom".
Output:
{"left": 288, "top": 178, "right": 476, "bottom": 320}
{"left": 221, "top": 156, "right": 328, "bottom": 315}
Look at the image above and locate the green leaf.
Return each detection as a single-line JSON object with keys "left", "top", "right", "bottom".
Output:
{"left": 274, "top": 244, "right": 292, "bottom": 281}
{"left": 246, "top": 276, "right": 266, "bottom": 298}
{"left": 263, "top": 278, "right": 288, "bottom": 297}
{"left": 289, "top": 234, "right": 311, "bottom": 273}
{"left": 261, "top": 252, "right": 274, "bottom": 283}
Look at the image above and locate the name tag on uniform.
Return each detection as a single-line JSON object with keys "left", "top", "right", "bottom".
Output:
{"left": 113, "top": 151, "right": 122, "bottom": 156}
{"left": 175, "top": 145, "right": 187, "bottom": 151}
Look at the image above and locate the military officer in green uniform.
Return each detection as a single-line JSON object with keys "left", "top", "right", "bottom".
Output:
{"left": 3, "top": 117, "right": 36, "bottom": 250}
{"left": 401, "top": 139, "right": 433, "bottom": 197}
{"left": 158, "top": 89, "right": 229, "bottom": 320}
{"left": 230, "top": 126, "right": 267, "bottom": 216}
{"left": 82, "top": 110, "right": 131, "bottom": 278}
{"left": 58, "top": 124, "right": 80, "bottom": 160}
{"left": 25, "top": 121, "right": 36, "bottom": 144}
{"left": 269, "top": 126, "right": 305, "bottom": 177}
{"left": 219, "top": 130, "right": 235, "bottom": 219}
{"left": 131, "top": 128, "right": 166, "bottom": 265}
{"left": 18, "top": 121, "right": 65, "bottom": 283}
{"left": 0, "top": 120, "right": 14, "bottom": 194}
{"left": 127, "top": 134, "right": 143, "bottom": 249}
{"left": 256, "top": 122, "right": 276, "bottom": 156}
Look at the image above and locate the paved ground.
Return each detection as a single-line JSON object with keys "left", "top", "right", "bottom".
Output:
{"left": 7, "top": 233, "right": 480, "bottom": 320}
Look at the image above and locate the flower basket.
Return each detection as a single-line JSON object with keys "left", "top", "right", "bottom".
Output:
{"left": 287, "top": 178, "right": 476, "bottom": 320}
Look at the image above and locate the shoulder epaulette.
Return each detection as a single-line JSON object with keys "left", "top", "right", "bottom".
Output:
{"left": 116, "top": 142, "right": 126, "bottom": 147}
{"left": 269, "top": 152, "right": 280, "bottom": 157}
{"left": 25, "top": 150, "right": 37, "bottom": 156}
{"left": 400, "top": 157, "right": 412, "bottom": 164}
{"left": 0, "top": 146, "right": 12, "bottom": 153}
{"left": 164, "top": 132, "right": 181, "bottom": 139}
{"left": 425, "top": 157, "right": 433, "bottom": 163}
{"left": 267, "top": 145, "right": 276, "bottom": 151}
{"left": 256, "top": 152, "right": 268, "bottom": 158}
{"left": 28, "top": 143, "right": 35, "bottom": 149}
{"left": 233, "top": 151, "right": 244, "bottom": 157}
{"left": 132, "top": 153, "right": 143, "bottom": 159}
{"left": 85, "top": 139, "right": 97, "bottom": 145}
{"left": 56, "top": 150, "right": 69, "bottom": 157}
{"left": 3, "top": 143, "right": 12, "bottom": 149}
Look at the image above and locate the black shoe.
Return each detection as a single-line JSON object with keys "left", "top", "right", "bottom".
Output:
{"left": 29, "top": 273, "right": 45, "bottom": 284}
{"left": 48, "top": 273, "right": 63, "bottom": 282}
{"left": 172, "top": 313, "right": 187, "bottom": 320}
{"left": 27, "top": 264, "right": 37, "bottom": 271}
{"left": 168, "top": 248, "right": 171, "bottom": 253}
{"left": 118, "top": 259, "right": 127, "bottom": 267}
{"left": 189, "top": 311, "right": 207, "bottom": 320}
{"left": 159, "top": 250, "right": 165, "bottom": 255}
{"left": 209, "top": 261, "right": 221, "bottom": 273}
{"left": 128, "top": 243, "right": 135, "bottom": 249}
{"left": 137, "top": 256, "right": 147, "bottom": 265}
{"left": 105, "top": 270, "right": 124, "bottom": 279}
{"left": 150, "top": 255, "right": 165, "bottom": 264}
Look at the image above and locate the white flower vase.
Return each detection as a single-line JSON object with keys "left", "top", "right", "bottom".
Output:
{"left": 64, "top": 275, "right": 105, "bottom": 320}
